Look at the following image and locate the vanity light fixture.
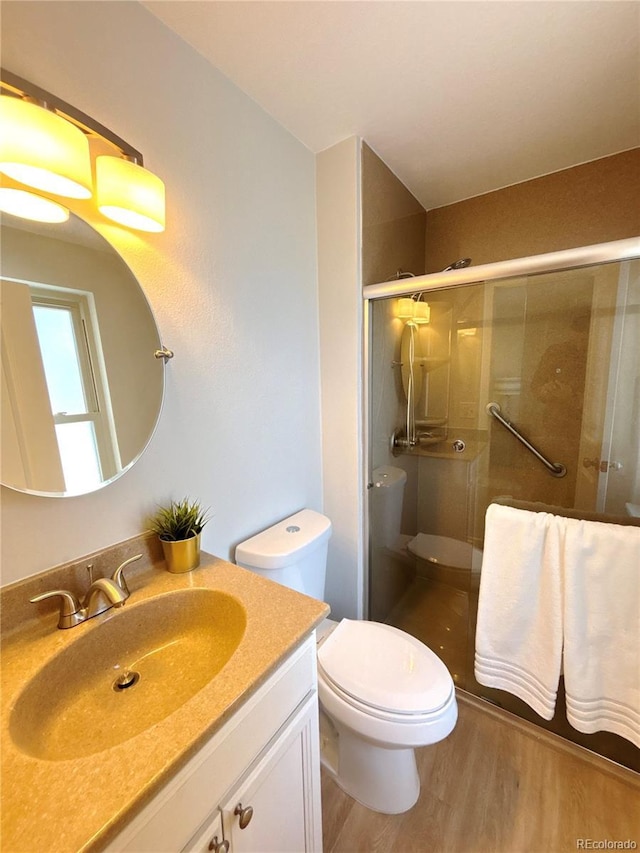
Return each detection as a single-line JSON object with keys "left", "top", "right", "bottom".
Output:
{"left": 96, "top": 155, "right": 165, "bottom": 233}
{"left": 0, "top": 95, "right": 93, "bottom": 199}
{"left": 397, "top": 296, "right": 430, "bottom": 324}
{"left": 397, "top": 297, "right": 415, "bottom": 319}
{"left": 0, "top": 68, "right": 165, "bottom": 233}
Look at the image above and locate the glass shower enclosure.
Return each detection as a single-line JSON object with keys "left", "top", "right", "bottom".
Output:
{"left": 367, "top": 250, "right": 640, "bottom": 771}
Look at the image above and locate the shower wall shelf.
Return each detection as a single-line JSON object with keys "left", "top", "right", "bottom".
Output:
{"left": 415, "top": 417, "right": 448, "bottom": 428}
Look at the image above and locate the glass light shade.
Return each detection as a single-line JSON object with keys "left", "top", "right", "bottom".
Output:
{"left": 397, "top": 297, "right": 430, "bottom": 323}
{"left": 0, "top": 187, "right": 69, "bottom": 223}
{"left": 0, "top": 96, "right": 92, "bottom": 199}
{"left": 413, "top": 301, "right": 431, "bottom": 324}
{"left": 96, "top": 156, "right": 165, "bottom": 233}
{"left": 397, "top": 297, "right": 415, "bottom": 319}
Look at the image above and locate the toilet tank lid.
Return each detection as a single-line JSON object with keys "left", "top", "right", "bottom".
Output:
{"left": 235, "top": 509, "right": 332, "bottom": 570}
{"left": 372, "top": 466, "right": 407, "bottom": 488}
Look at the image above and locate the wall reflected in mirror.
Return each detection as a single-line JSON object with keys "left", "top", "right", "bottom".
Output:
{"left": 1, "top": 212, "right": 164, "bottom": 496}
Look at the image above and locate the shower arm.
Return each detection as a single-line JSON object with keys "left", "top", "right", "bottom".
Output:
{"left": 486, "top": 402, "right": 567, "bottom": 478}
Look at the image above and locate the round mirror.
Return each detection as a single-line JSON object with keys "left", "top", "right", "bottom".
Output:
{"left": 1, "top": 212, "right": 165, "bottom": 497}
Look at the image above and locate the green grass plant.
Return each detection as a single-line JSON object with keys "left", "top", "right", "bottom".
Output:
{"left": 149, "top": 498, "right": 210, "bottom": 541}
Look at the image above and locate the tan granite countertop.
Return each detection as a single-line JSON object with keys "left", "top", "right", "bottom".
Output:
{"left": 1, "top": 552, "right": 329, "bottom": 852}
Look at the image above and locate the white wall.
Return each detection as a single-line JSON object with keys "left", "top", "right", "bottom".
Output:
{"left": 317, "top": 138, "right": 364, "bottom": 619}
{"left": 0, "top": 1, "right": 322, "bottom": 584}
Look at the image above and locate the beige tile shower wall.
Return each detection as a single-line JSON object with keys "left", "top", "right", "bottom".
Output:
{"left": 362, "top": 143, "right": 427, "bottom": 286}
{"left": 424, "top": 148, "right": 640, "bottom": 272}
{"left": 369, "top": 298, "right": 406, "bottom": 470}
{"left": 445, "top": 284, "right": 485, "bottom": 431}
{"left": 362, "top": 142, "right": 426, "bottom": 527}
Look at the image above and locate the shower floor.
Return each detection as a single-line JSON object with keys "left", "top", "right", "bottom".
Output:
{"left": 386, "top": 576, "right": 470, "bottom": 688}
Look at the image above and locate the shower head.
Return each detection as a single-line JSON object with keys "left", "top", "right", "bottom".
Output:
{"left": 395, "top": 268, "right": 416, "bottom": 280}
{"left": 442, "top": 258, "right": 472, "bottom": 271}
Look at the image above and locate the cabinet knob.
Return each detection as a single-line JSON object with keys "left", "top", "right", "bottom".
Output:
{"left": 208, "top": 835, "right": 229, "bottom": 853}
{"left": 234, "top": 802, "right": 254, "bottom": 829}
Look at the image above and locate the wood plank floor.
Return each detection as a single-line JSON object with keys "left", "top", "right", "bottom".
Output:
{"left": 321, "top": 692, "right": 640, "bottom": 853}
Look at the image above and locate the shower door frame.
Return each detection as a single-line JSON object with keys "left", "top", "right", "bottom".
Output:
{"left": 362, "top": 236, "right": 640, "bottom": 619}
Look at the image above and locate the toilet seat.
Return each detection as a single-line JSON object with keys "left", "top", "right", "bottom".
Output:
{"left": 318, "top": 668, "right": 454, "bottom": 723}
{"left": 317, "top": 619, "right": 453, "bottom": 718}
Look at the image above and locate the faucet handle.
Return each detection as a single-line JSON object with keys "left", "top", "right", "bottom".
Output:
{"left": 29, "top": 589, "right": 83, "bottom": 629}
{"left": 111, "top": 554, "right": 142, "bottom": 596}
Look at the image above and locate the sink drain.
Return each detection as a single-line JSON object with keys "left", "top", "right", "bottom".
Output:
{"left": 112, "top": 670, "right": 140, "bottom": 691}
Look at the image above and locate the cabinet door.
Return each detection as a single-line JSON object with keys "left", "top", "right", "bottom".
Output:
{"left": 221, "top": 700, "right": 321, "bottom": 852}
{"left": 184, "top": 810, "right": 226, "bottom": 853}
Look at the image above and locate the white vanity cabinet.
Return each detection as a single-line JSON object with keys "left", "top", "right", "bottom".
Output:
{"left": 187, "top": 701, "right": 316, "bottom": 853}
{"left": 185, "top": 811, "right": 225, "bottom": 853}
{"left": 107, "top": 634, "right": 322, "bottom": 853}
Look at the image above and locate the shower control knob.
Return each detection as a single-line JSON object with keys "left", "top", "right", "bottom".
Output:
{"left": 452, "top": 439, "right": 466, "bottom": 453}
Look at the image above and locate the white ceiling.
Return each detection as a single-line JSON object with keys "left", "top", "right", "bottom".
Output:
{"left": 143, "top": 1, "right": 640, "bottom": 210}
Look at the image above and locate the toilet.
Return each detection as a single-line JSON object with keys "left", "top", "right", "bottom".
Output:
{"left": 371, "top": 465, "right": 407, "bottom": 550}
{"left": 235, "top": 508, "right": 458, "bottom": 814}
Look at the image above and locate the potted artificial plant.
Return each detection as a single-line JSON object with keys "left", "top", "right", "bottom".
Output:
{"left": 149, "top": 497, "right": 210, "bottom": 573}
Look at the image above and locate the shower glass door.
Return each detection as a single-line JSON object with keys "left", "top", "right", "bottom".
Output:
{"left": 367, "top": 257, "right": 639, "bottom": 770}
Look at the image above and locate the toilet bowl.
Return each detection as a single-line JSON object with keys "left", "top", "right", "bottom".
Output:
{"left": 407, "top": 532, "right": 483, "bottom": 590}
{"left": 316, "top": 618, "right": 457, "bottom": 813}
{"left": 235, "top": 509, "right": 458, "bottom": 814}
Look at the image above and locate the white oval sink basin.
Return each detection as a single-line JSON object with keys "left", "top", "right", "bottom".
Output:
{"left": 10, "top": 588, "right": 246, "bottom": 760}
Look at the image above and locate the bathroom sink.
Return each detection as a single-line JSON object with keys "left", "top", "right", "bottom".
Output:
{"left": 9, "top": 588, "right": 246, "bottom": 761}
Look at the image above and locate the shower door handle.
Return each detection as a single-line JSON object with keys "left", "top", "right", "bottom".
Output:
{"left": 583, "top": 458, "right": 623, "bottom": 472}
{"left": 583, "top": 458, "right": 601, "bottom": 470}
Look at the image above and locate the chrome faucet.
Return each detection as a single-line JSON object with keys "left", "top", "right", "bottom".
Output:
{"left": 83, "top": 577, "right": 128, "bottom": 618}
{"left": 111, "top": 553, "right": 141, "bottom": 596}
{"left": 30, "top": 554, "right": 142, "bottom": 629}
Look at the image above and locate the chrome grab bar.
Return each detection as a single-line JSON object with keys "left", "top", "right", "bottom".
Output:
{"left": 486, "top": 402, "right": 567, "bottom": 478}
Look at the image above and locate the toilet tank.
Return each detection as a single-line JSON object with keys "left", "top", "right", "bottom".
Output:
{"left": 235, "top": 509, "right": 332, "bottom": 600}
{"left": 371, "top": 465, "right": 407, "bottom": 548}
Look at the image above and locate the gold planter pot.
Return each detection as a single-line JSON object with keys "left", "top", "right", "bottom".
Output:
{"left": 160, "top": 533, "right": 201, "bottom": 573}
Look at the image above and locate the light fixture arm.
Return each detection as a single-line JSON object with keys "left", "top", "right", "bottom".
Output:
{"left": 0, "top": 67, "right": 143, "bottom": 164}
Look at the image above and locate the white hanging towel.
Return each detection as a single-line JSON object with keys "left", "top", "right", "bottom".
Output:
{"left": 474, "top": 504, "right": 562, "bottom": 719}
{"left": 563, "top": 517, "right": 640, "bottom": 748}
